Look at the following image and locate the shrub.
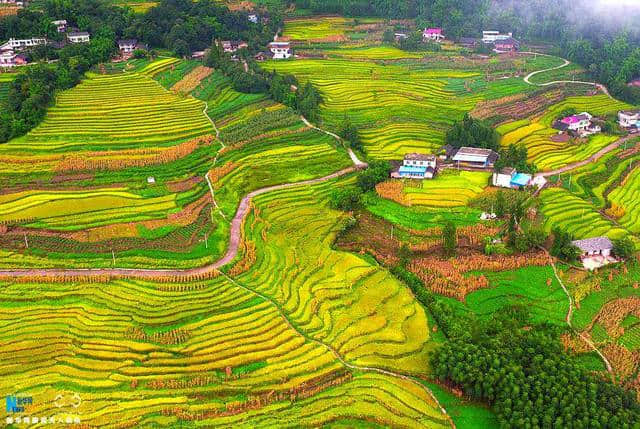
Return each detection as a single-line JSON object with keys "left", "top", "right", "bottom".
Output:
{"left": 329, "top": 188, "right": 362, "bottom": 211}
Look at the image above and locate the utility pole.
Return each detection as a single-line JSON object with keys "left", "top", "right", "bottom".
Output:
{"left": 112, "top": 249, "right": 115, "bottom": 266}
{"left": 24, "top": 233, "right": 28, "bottom": 249}
{"left": 204, "top": 232, "right": 208, "bottom": 249}
{"left": 390, "top": 225, "right": 394, "bottom": 240}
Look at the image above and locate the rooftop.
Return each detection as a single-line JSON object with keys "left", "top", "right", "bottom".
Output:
{"left": 404, "top": 153, "right": 436, "bottom": 161}
{"left": 424, "top": 28, "right": 443, "bottom": 34}
{"left": 68, "top": 31, "right": 89, "bottom": 37}
{"left": 572, "top": 236, "right": 614, "bottom": 253}
{"left": 500, "top": 167, "right": 516, "bottom": 175}
{"left": 398, "top": 166, "right": 428, "bottom": 174}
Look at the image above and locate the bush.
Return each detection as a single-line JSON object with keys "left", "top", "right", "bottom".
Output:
{"left": 329, "top": 188, "right": 363, "bottom": 211}
{"left": 613, "top": 236, "right": 636, "bottom": 260}
{"left": 550, "top": 228, "right": 581, "bottom": 262}
{"left": 357, "top": 160, "right": 391, "bottom": 192}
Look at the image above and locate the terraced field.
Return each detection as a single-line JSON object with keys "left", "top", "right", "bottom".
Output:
{"left": 0, "top": 177, "right": 450, "bottom": 427}
{"left": 539, "top": 187, "right": 629, "bottom": 239}
{"left": 400, "top": 170, "right": 490, "bottom": 207}
{"left": 283, "top": 16, "right": 382, "bottom": 42}
{"left": 0, "top": 66, "right": 208, "bottom": 153}
{"left": 608, "top": 167, "right": 640, "bottom": 233}
{"left": 499, "top": 95, "right": 631, "bottom": 170}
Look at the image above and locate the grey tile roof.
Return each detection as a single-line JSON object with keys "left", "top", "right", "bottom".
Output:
{"left": 571, "top": 236, "right": 613, "bottom": 253}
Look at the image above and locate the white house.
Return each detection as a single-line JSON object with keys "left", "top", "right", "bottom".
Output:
{"left": 118, "top": 39, "right": 139, "bottom": 54}
{"left": 52, "top": 20, "right": 67, "bottom": 33}
{"left": 423, "top": 28, "right": 445, "bottom": 42}
{"left": 492, "top": 167, "right": 532, "bottom": 189}
{"left": 0, "top": 38, "right": 46, "bottom": 52}
{"left": 67, "top": 31, "right": 90, "bottom": 44}
{"left": 248, "top": 14, "right": 259, "bottom": 24}
{"left": 482, "top": 31, "right": 512, "bottom": 43}
{"left": 619, "top": 110, "right": 640, "bottom": 128}
{"left": 572, "top": 236, "right": 616, "bottom": 270}
{"left": 553, "top": 112, "right": 598, "bottom": 135}
{"left": 0, "top": 51, "right": 27, "bottom": 68}
{"left": 392, "top": 153, "right": 438, "bottom": 179}
{"left": 492, "top": 167, "right": 516, "bottom": 188}
{"left": 268, "top": 41, "right": 292, "bottom": 59}
{"left": 452, "top": 147, "right": 499, "bottom": 168}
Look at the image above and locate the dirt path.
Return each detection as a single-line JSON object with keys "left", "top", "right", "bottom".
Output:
{"left": 535, "top": 134, "right": 637, "bottom": 178}
{"left": 541, "top": 247, "right": 613, "bottom": 373}
{"left": 300, "top": 116, "right": 367, "bottom": 167}
{"left": 521, "top": 52, "right": 613, "bottom": 99}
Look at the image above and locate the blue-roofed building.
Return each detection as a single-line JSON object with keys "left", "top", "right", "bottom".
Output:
{"left": 392, "top": 153, "right": 437, "bottom": 179}
{"left": 492, "top": 167, "right": 531, "bottom": 188}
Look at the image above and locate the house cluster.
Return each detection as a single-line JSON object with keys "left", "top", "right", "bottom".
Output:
{"left": 391, "top": 153, "right": 438, "bottom": 179}
{"left": 552, "top": 112, "right": 601, "bottom": 137}
{"left": 117, "top": 39, "right": 147, "bottom": 58}
{"left": 481, "top": 31, "right": 519, "bottom": 53}
{"left": 571, "top": 236, "right": 616, "bottom": 270}
{"left": 221, "top": 40, "right": 248, "bottom": 53}
{"left": 0, "top": 37, "right": 45, "bottom": 68}
{"left": 50, "top": 19, "right": 91, "bottom": 46}
{"left": 423, "top": 28, "right": 445, "bottom": 42}
{"left": 618, "top": 110, "right": 640, "bottom": 131}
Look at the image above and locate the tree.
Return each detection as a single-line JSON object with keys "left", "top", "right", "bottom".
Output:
{"left": 613, "top": 236, "right": 636, "bottom": 261}
{"left": 357, "top": 160, "right": 391, "bottom": 192}
{"left": 445, "top": 114, "right": 499, "bottom": 152}
{"left": 442, "top": 221, "right": 457, "bottom": 256}
{"left": 382, "top": 28, "right": 395, "bottom": 44}
{"left": 337, "top": 115, "right": 361, "bottom": 151}
{"left": 550, "top": 228, "right": 581, "bottom": 262}
{"left": 329, "top": 188, "right": 362, "bottom": 211}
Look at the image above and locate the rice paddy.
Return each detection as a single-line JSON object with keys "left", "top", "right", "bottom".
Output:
{"left": 399, "top": 170, "right": 491, "bottom": 208}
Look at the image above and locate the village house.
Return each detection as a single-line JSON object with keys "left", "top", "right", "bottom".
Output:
{"left": 118, "top": 39, "right": 147, "bottom": 56}
{"left": 394, "top": 32, "right": 408, "bottom": 41}
{"left": 618, "top": 110, "right": 640, "bottom": 129}
{"left": 392, "top": 153, "right": 437, "bottom": 179}
{"left": 268, "top": 41, "right": 292, "bottom": 59}
{"left": 459, "top": 37, "right": 478, "bottom": 49}
{"left": 254, "top": 51, "right": 273, "bottom": 61}
{"left": 492, "top": 167, "right": 532, "bottom": 189}
{"left": 0, "top": 0, "right": 26, "bottom": 5}
{"left": 0, "top": 37, "right": 46, "bottom": 52}
{"left": 67, "top": 31, "right": 90, "bottom": 44}
{"left": 572, "top": 236, "right": 616, "bottom": 270}
{"left": 553, "top": 112, "right": 600, "bottom": 136}
{"left": 221, "top": 40, "right": 248, "bottom": 53}
{"left": 248, "top": 13, "right": 259, "bottom": 24}
{"left": 482, "top": 31, "right": 513, "bottom": 44}
{"left": 423, "top": 28, "right": 445, "bottom": 42}
{"left": 191, "top": 50, "right": 207, "bottom": 59}
{"left": 0, "top": 50, "right": 27, "bottom": 68}
{"left": 493, "top": 37, "right": 519, "bottom": 53}
{"left": 51, "top": 20, "right": 67, "bottom": 33}
{"left": 452, "top": 147, "right": 499, "bottom": 168}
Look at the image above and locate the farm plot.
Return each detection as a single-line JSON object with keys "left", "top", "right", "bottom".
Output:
{"left": 499, "top": 95, "right": 631, "bottom": 170}
{"left": 283, "top": 16, "right": 382, "bottom": 42}
{"left": 0, "top": 70, "right": 211, "bottom": 153}
{"left": 265, "top": 58, "right": 483, "bottom": 159}
{"left": 235, "top": 177, "right": 439, "bottom": 373}
{"left": 0, "top": 275, "right": 447, "bottom": 427}
{"left": 607, "top": 167, "right": 640, "bottom": 233}
{"left": 377, "top": 170, "right": 490, "bottom": 208}
{"left": 539, "top": 187, "right": 629, "bottom": 239}
{"left": 0, "top": 73, "right": 15, "bottom": 105}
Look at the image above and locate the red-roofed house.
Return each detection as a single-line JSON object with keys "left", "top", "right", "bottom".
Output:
{"left": 423, "top": 28, "right": 445, "bottom": 42}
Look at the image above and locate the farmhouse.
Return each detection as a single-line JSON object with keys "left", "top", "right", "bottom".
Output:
{"left": 0, "top": 37, "right": 46, "bottom": 52}
{"left": 254, "top": 51, "right": 273, "bottom": 61}
{"left": 619, "top": 110, "right": 640, "bottom": 128}
{"left": 572, "top": 236, "right": 616, "bottom": 270}
{"left": 492, "top": 167, "right": 532, "bottom": 189}
{"left": 394, "top": 32, "right": 408, "bottom": 41}
{"left": 67, "top": 31, "right": 90, "bottom": 44}
{"left": 493, "top": 37, "right": 519, "bottom": 53}
{"left": 392, "top": 153, "right": 438, "bottom": 179}
{"left": 452, "top": 147, "right": 499, "bottom": 168}
{"left": 191, "top": 50, "right": 207, "bottom": 59}
{"left": 118, "top": 39, "right": 145, "bottom": 54}
{"left": 52, "top": 19, "right": 67, "bottom": 33}
{"left": 459, "top": 37, "right": 478, "bottom": 49}
{"left": 268, "top": 41, "right": 292, "bottom": 59}
{"left": 553, "top": 112, "right": 600, "bottom": 136}
{"left": 423, "top": 28, "right": 445, "bottom": 42}
{"left": 248, "top": 13, "right": 259, "bottom": 23}
{"left": 221, "top": 40, "right": 248, "bottom": 53}
{"left": 482, "top": 31, "right": 513, "bottom": 43}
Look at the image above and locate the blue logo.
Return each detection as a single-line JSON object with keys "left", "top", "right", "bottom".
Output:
{"left": 6, "top": 395, "right": 32, "bottom": 413}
